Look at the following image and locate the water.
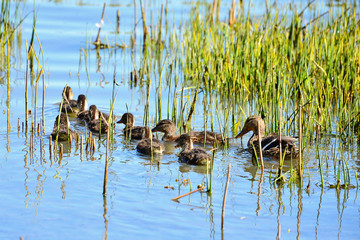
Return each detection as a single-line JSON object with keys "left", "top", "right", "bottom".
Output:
{"left": 1, "top": 0, "right": 359, "bottom": 239}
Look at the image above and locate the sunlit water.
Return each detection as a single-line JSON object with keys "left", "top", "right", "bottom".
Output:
{"left": 0, "top": 0, "right": 359, "bottom": 239}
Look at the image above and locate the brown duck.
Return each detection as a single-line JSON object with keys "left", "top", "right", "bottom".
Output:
{"left": 60, "top": 86, "right": 79, "bottom": 113}
{"left": 117, "top": 113, "right": 149, "bottom": 140}
{"left": 152, "top": 119, "right": 225, "bottom": 145}
{"left": 175, "top": 134, "right": 211, "bottom": 165}
{"left": 235, "top": 115, "right": 299, "bottom": 158}
{"left": 51, "top": 112, "right": 76, "bottom": 142}
{"left": 87, "top": 105, "right": 109, "bottom": 133}
{"left": 76, "top": 94, "right": 90, "bottom": 122}
{"left": 136, "top": 127, "right": 165, "bottom": 155}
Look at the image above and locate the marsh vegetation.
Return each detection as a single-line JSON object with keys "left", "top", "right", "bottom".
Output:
{"left": 0, "top": 0, "right": 359, "bottom": 239}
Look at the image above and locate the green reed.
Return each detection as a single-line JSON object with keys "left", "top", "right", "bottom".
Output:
{"left": 131, "top": 2, "right": 360, "bottom": 189}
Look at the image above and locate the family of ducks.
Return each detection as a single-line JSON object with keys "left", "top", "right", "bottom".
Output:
{"left": 52, "top": 86, "right": 299, "bottom": 166}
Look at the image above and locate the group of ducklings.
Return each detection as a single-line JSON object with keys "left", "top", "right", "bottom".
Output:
{"left": 52, "top": 86, "right": 299, "bottom": 166}
{"left": 51, "top": 86, "right": 109, "bottom": 140}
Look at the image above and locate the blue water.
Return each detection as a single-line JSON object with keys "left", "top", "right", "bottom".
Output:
{"left": 0, "top": 0, "right": 359, "bottom": 239}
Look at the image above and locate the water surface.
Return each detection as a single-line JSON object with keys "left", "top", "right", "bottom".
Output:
{"left": 0, "top": 1, "right": 359, "bottom": 239}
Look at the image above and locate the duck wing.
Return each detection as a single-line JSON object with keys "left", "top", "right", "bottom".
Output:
{"left": 179, "top": 148, "right": 211, "bottom": 165}
{"left": 261, "top": 134, "right": 297, "bottom": 151}
{"left": 136, "top": 138, "right": 165, "bottom": 155}
{"left": 123, "top": 126, "right": 150, "bottom": 140}
{"left": 190, "top": 131, "right": 223, "bottom": 144}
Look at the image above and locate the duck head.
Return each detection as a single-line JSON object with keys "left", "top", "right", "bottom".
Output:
{"left": 235, "top": 115, "right": 266, "bottom": 138}
{"left": 152, "top": 119, "right": 176, "bottom": 135}
{"left": 117, "top": 113, "right": 135, "bottom": 128}
{"left": 175, "top": 134, "right": 199, "bottom": 151}
{"left": 62, "top": 86, "right": 74, "bottom": 101}
{"left": 89, "top": 105, "right": 100, "bottom": 121}
{"left": 77, "top": 94, "right": 88, "bottom": 112}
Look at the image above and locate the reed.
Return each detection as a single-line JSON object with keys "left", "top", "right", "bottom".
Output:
{"left": 221, "top": 163, "right": 231, "bottom": 230}
{"left": 103, "top": 130, "right": 110, "bottom": 196}
{"left": 94, "top": 3, "right": 106, "bottom": 45}
{"left": 171, "top": 186, "right": 205, "bottom": 201}
{"left": 138, "top": 2, "right": 360, "bottom": 152}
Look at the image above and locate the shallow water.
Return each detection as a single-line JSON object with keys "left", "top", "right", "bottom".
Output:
{"left": 1, "top": 0, "right": 359, "bottom": 239}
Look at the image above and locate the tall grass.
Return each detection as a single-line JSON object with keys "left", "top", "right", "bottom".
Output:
{"left": 138, "top": 1, "right": 360, "bottom": 146}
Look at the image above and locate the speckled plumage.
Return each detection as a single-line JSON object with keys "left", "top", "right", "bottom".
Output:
{"left": 87, "top": 105, "right": 109, "bottom": 133}
{"left": 175, "top": 134, "right": 211, "bottom": 165}
{"left": 51, "top": 113, "right": 75, "bottom": 142}
{"left": 76, "top": 94, "right": 90, "bottom": 122}
{"left": 117, "top": 113, "right": 149, "bottom": 140}
{"left": 152, "top": 119, "right": 224, "bottom": 145}
{"left": 235, "top": 115, "right": 299, "bottom": 158}
{"left": 136, "top": 127, "right": 165, "bottom": 155}
{"left": 61, "top": 86, "right": 78, "bottom": 113}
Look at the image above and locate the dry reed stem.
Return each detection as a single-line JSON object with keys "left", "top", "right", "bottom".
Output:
{"left": 211, "top": 0, "right": 218, "bottom": 24}
{"left": 18, "top": 117, "right": 20, "bottom": 132}
{"left": 116, "top": 10, "right": 120, "bottom": 34}
{"left": 25, "top": 47, "right": 29, "bottom": 131}
{"left": 221, "top": 163, "right": 231, "bottom": 229}
{"left": 59, "top": 143, "right": 63, "bottom": 161}
{"left": 49, "top": 135, "right": 53, "bottom": 160}
{"left": 171, "top": 186, "right": 205, "bottom": 201}
{"left": 103, "top": 131, "right": 110, "bottom": 195}
{"left": 257, "top": 124, "right": 264, "bottom": 171}
{"left": 95, "top": 3, "right": 106, "bottom": 44}
{"left": 92, "top": 138, "right": 96, "bottom": 156}
{"left": 278, "top": 113, "right": 283, "bottom": 178}
{"left": 140, "top": 0, "right": 147, "bottom": 49}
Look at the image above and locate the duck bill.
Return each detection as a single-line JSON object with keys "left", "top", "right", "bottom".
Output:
{"left": 235, "top": 128, "right": 249, "bottom": 138}
{"left": 151, "top": 127, "right": 158, "bottom": 132}
{"left": 116, "top": 119, "right": 124, "bottom": 124}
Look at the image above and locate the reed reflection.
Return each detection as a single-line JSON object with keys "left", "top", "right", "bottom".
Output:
{"left": 315, "top": 188, "right": 324, "bottom": 240}
{"left": 103, "top": 195, "right": 109, "bottom": 240}
{"left": 276, "top": 187, "right": 283, "bottom": 240}
{"left": 337, "top": 188, "right": 349, "bottom": 239}
{"left": 256, "top": 171, "right": 264, "bottom": 216}
{"left": 296, "top": 188, "right": 303, "bottom": 240}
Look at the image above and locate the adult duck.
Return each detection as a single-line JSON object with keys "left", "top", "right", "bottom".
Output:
{"left": 235, "top": 115, "right": 299, "bottom": 158}
{"left": 51, "top": 112, "right": 76, "bottom": 142}
{"left": 87, "top": 105, "right": 109, "bottom": 134}
{"left": 136, "top": 127, "right": 165, "bottom": 155}
{"left": 117, "top": 113, "right": 148, "bottom": 140}
{"left": 175, "top": 134, "right": 211, "bottom": 165}
{"left": 152, "top": 119, "right": 224, "bottom": 145}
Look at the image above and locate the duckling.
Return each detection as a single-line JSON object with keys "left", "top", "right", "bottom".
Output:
{"left": 152, "top": 119, "right": 224, "bottom": 144}
{"left": 235, "top": 115, "right": 299, "bottom": 158}
{"left": 136, "top": 127, "right": 165, "bottom": 155}
{"left": 175, "top": 134, "right": 211, "bottom": 165}
{"left": 51, "top": 112, "right": 75, "bottom": 142}
{"left": 117, "top": 112, "right": 149, "bottom": 140}
{"left": 151, "top": 119, "right": 179, "bottom": 141}
{"left": 76, "top": 94, "right": 90, "bottom": 122}
{"left": 60, "top": 86, "right": 79, "bottom": 113}
{"left": 87, "top": 105, "right": 109, "bottom": 133}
